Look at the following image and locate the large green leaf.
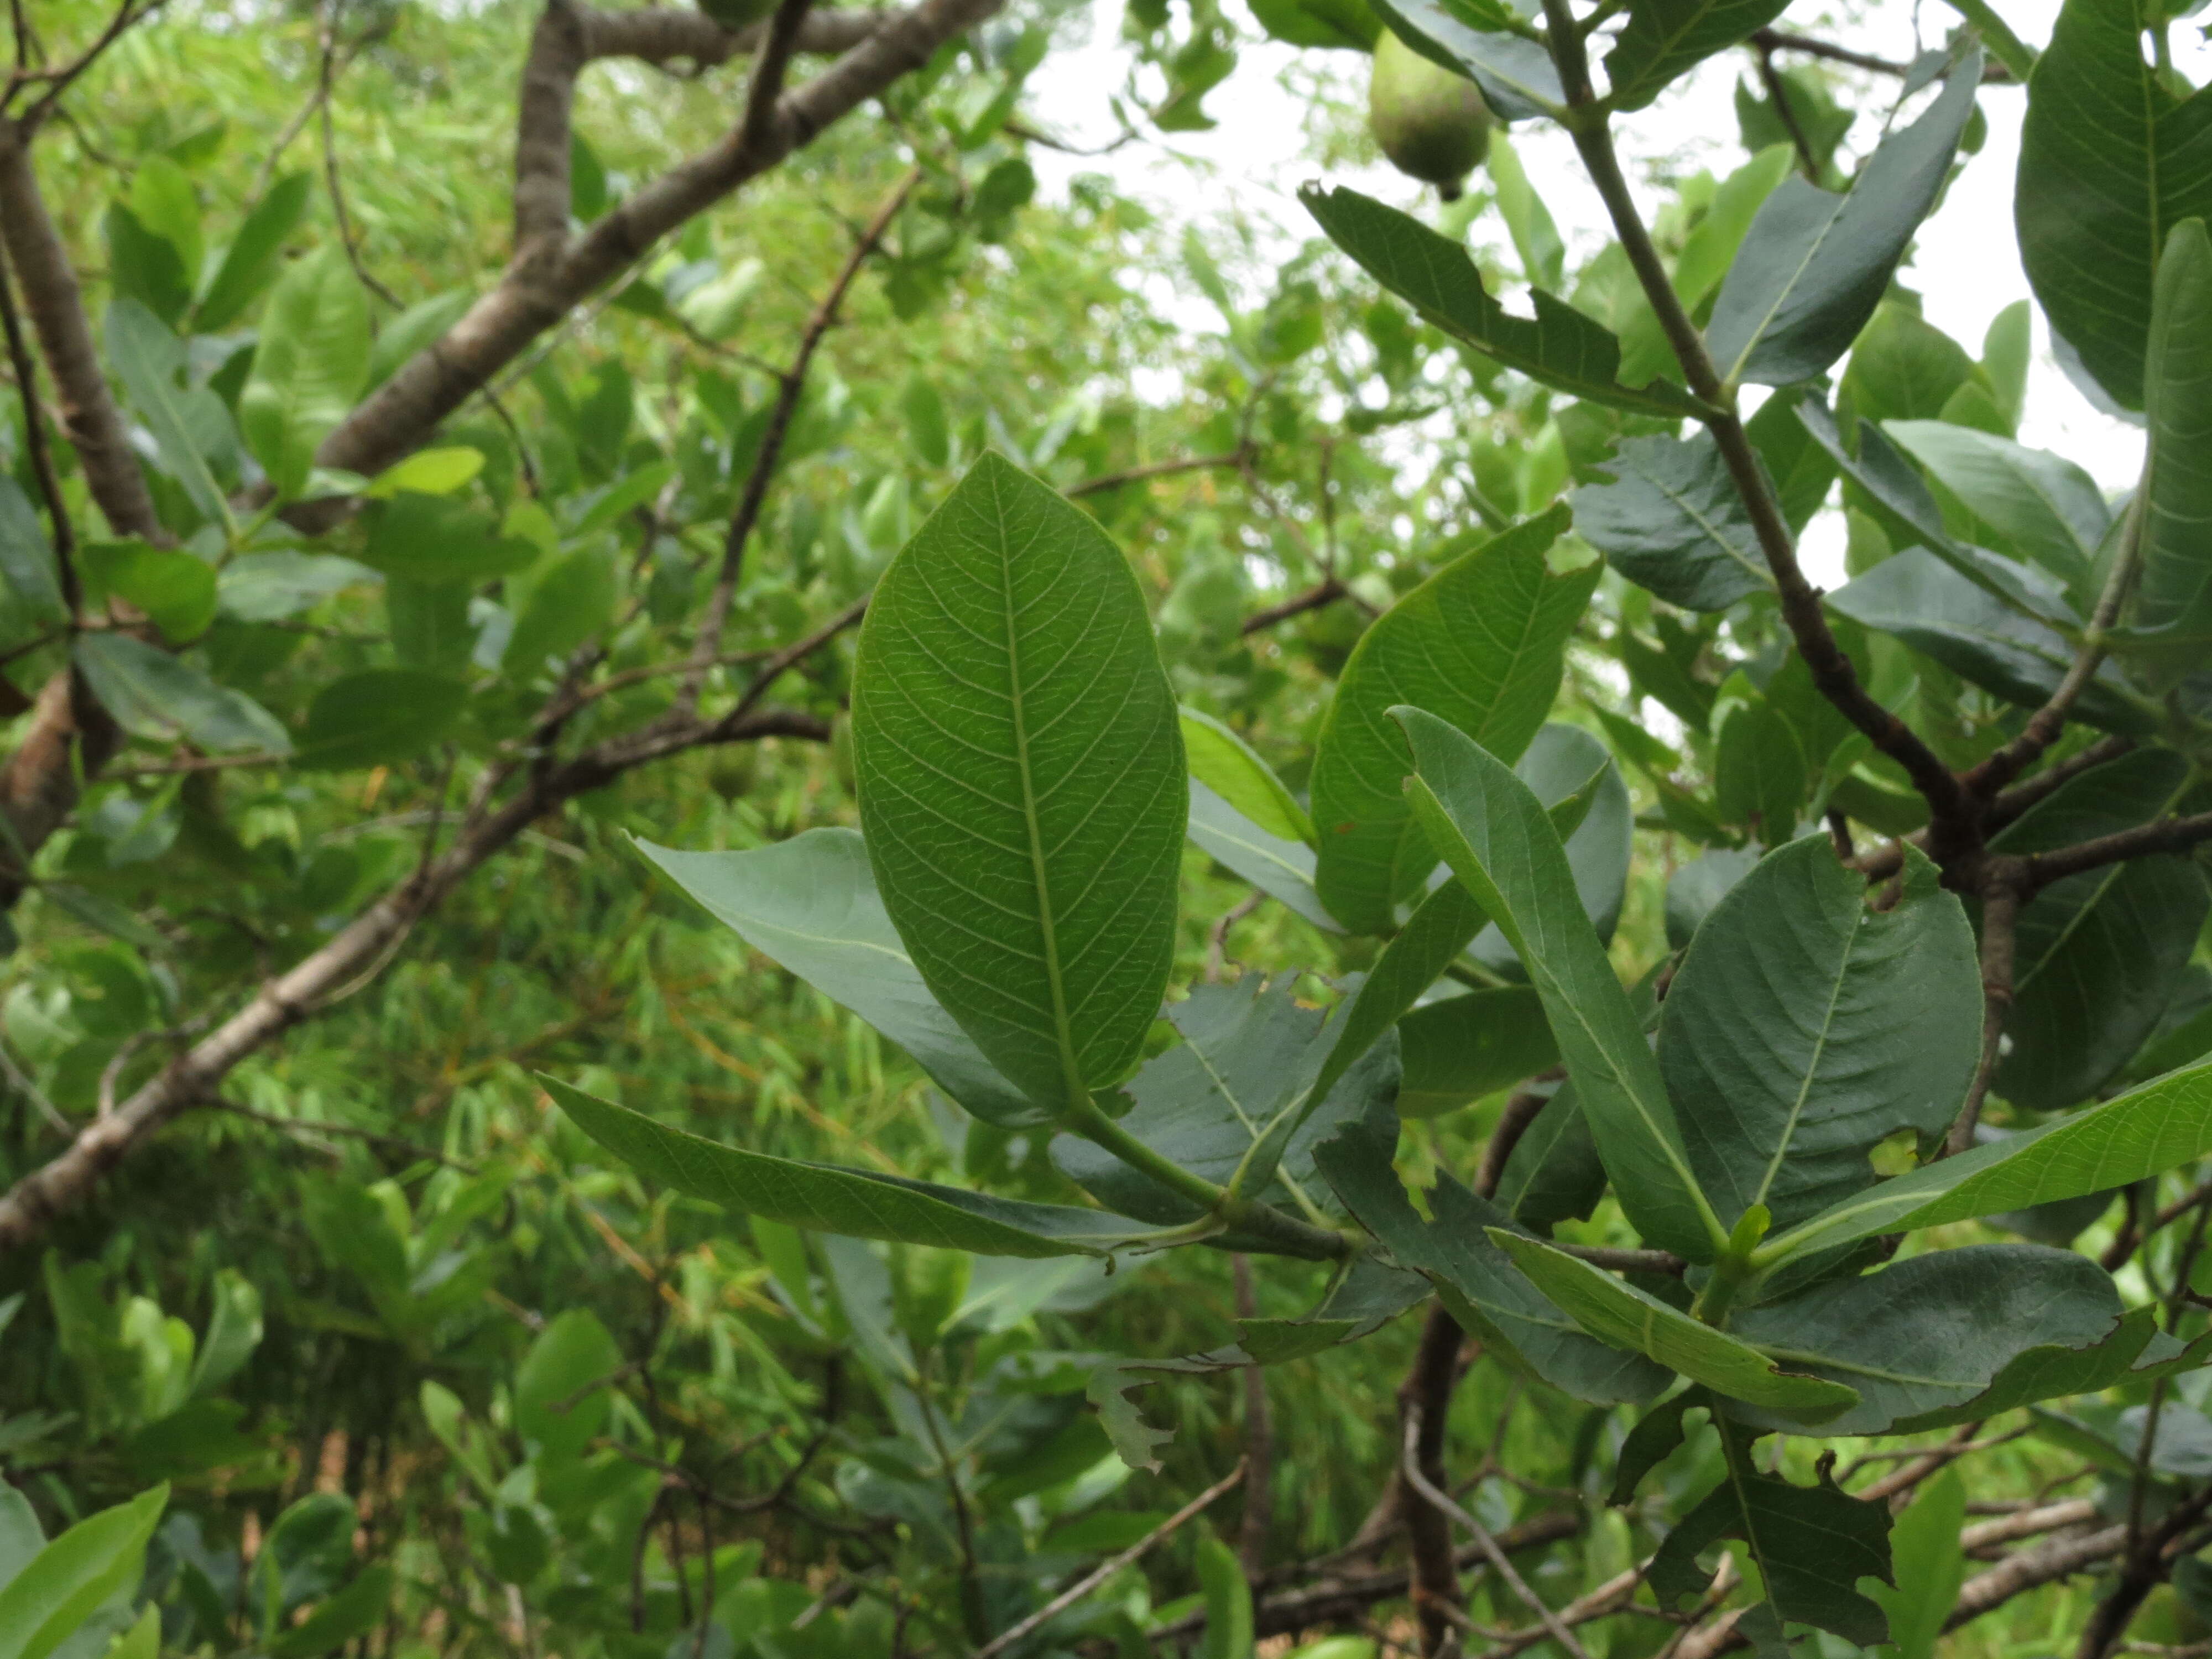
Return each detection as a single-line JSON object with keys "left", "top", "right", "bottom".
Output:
{"left": 1398, "top": 707, "right": 1724, "bottom": 1260}
{"left": 0, "top": 479, "right": 69, "bottom": 625}
{"left": 1493, "top": 1081, "right": 1607, "bottom": 1227}
{"left": 1492, "top": 1234, "right": 1857, "bottom": 1420}
{"left": 1992, "top": 750, "right": 2209, "bottom": 1110}
{"left": 73, "top": 635, "right": 290, "bottom": 755}
{"left": 1603, "top": 0, "right": 1791, "bottom": 113}
{"left": 1468, "top": 723, "right": 1632, "bottom": 973}
{"left": 1185, "top": 782, "right": 1343, "bottom": 933}
{"left": 1300, "top": 187, "right": 1708, "bottom": 419}
{"left": 0, "top": 1485, "right": 165, "bottom": 1659}
{"left": 1882, "top": 420, "right": 2105, "bottom": 595}
{"left": 1181, "top": 708, "right": 1313, "bottom": 845}
{"left": 1308, "top": 509, "right": 1593, "bottom": 935}
{"left": 1316, "top": 1118, "right": 1670, "bottom": 1404}
{"left": 298, "top": 669, "right": 467, "bottom": 770}
{"left": 1313, "top": 879, "right": 1486, "bottom": 1110}
{"left": 1648, "top": 1465, "right": 1892, "bottom": 1645}
{"left": 239, "top": 245, "right": 372, "bottom": 500}
{"left": 1572, "top": 432, "right": 1773, "bottom": 612}
{"left": 545, "top": 1077, "right": 1140, "bottom": 1257}
{"left": 2016, "top": 0, "right": 2212, "bottom": 410}
{"left": 1756, "top": 1056, "right": 2212, "bottom": 1266}
{"left": 2130, "top": 220, "right": 2212, "bottom": 666}
{"left": 194, "top": 173, "right": 314, "bottom": 333}
{"left": 1365, "top": 0, "right": 1562, "bottom": 121}
{"left": 1712, "top": 696, "right": 1805, "bottom": 842}
{"left": 358, "top": 497, "right": 539, "bottom": 587}
{"left": 1707, "top": 59, "right": 1981, "bottom": 387}
{"left": 636, "top": 828, "right": 1044, "bottom": 1128}
{"left": 852, "top": 454, "right": 1186, "bottom": 1113}
{"left": 1729, "top": 1245, "right": 2141, "bottom": 1434}
{"left": 106, "top": 300, "right": 230, "bottom": 529}
{"left": 1660, "top": 836, "right": 1981, "bottom": 1235}
{"left": 1396, "top": 987, "right": 1558, "bottom": 1118}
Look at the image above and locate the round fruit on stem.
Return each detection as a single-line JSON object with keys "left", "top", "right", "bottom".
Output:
{"left": 1367, "top": 29, "right": 1493, "bottom": 200}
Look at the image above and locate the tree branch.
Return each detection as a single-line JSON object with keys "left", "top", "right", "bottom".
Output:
{"left": 1241, "top": 576, "right": 1348, "bottom": 636}
{"left": 1944, "top": 884, "right": 2018, "bottom": 1156}
{"left": 1991, "top": 811, "right": 2212, "bottom": 896}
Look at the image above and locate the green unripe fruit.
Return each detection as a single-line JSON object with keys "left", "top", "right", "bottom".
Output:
{"left": 1368, "top": 29, "right": 1493, "bottom": 199}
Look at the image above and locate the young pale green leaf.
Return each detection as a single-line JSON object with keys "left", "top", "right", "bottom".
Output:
{"left": 1316, "top": 1119, "right": 1670, "bottom": 1404}
{"left": 1757, "top": 1056, "right": 2212, "bottom": 1266}
{"left": 0, "top": 480, "right": 69, "bottom": 626}
{"left": 852, "top": 454, "right": 1185, "bottom": 1113}
{"left": 1873, "top": 1472, "right": 1965, "bottom": 1659}
{"left": 1604, "top": 0, "right": 1792, "bottom": 113}
{"left": 1198, "top": 1532, "right": 1256, "bottom": 1659}
{"left": 1571, "top": 432, "right": 1773, "bottom": 612}
{"left": 1186, "top": 782, "right": 1343, "bottom": 933}
{"left": 106, "top": 300, "right": 230, "bottom": 529}
{"left": 0, "top": 1484, "right": 165, "bottom": 1659}
{"left": 1660, "top": 837, "right": 1980, "bottom": 1235}
{"left": 1728, "top": 1245, "right": 2139, "bottom": 1434}
{"left": 544, "top": 1076, "right": 1139, "bottom": 1257}
{"left": 80, "top": 541, "right": 217, "bottom": 644}
{"left": 1181, "top": 708, "right": 1313, "bottom": 845}
{"left": 1648, "top": 1465, "right": 1892, "bottom": 1645}
{"left": 1309, "top": 508, "right": 1593, "bottom": 935}
{"left": 635, "top": 829, "right": 1044, "bottom": 1128}
{"left": 1490, "top": 1234, "right": 1857, "bottom": 1421}
{"left": 194, "top": 172, "right": 314, "bottom": 333}
{"left": 1707, "top": 58, "right": 1981, "bottom": 387}
{"left": 72, "top": 635, "right": 291, "bottom": 755}
{"left": 1882, "top": 420, "right": 2106, "bottom": 595}
{"left": 2016, "top": 0, "right": 2212, "bottom": 411}
{"left": 1397, "top": 707, "right": 1725, "bottom": 1259}
{"left": 1486, "top": 132, "right": 1566, "bottom": 292}
{"left": 1366, "top": 0, "right": 1561, "bottom": 119}
{"left": 1993, "top": 751, "right": 2208, "bottom": 1110}
{"left": 239, "top": 244, "right": 372, "bottom": 500}
{"left": 1396, "top": 987, "right": 1558, "bottom": 1118}
{"left": 2130, "top": 220, "right": 2212, "bottom": 669}
{"left": 1301, "top": 187, "right": 1708, "bottom": 419}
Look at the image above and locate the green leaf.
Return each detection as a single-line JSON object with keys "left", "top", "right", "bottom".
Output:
{"left": 128, "top": 157, "right": 202, "bottom": 299}
{"left": 187, "top": 1269, "right": 263, "bottom": 1398}
{"left": 513, "top": 1309, "right": 620, "bottom": 1467}
{"left": 1486, "top": 133, "right": 1566, "bottom": 292}
{"left": 1729, "top": 1245, "right": 2140, "bottom": 1434}
{"left": 1604, "top": 0, "right": 1791, "bottom": 113}
{"left": 1674, "top": 147, "right": 1798, "bottom": 312}
{"left": 1237, "top": 1253, "right": 1430, "bottom": 1362}
{"left": 73, "top": 635, "right": 290, "bottom": 755}
{"left": 364, "top": 447, "right": 484, "bottom": 501}
{"left": 2130, "top": 220, "right": 2212, "bottom": 666}
{"left": 1493, "top": 1233, "right": 1857, "bottom": 1419}
{"left": 0, "top": 1485, "right": 165, "bottom": 1659}
{"left": 359, "top": 496, "right": 539, "bottom": 587}
{"left": 106, "top": 300, "right": 229, "bottom": 530}
{"left": 1309, "top": 508, "right": 1593, "bottom": 935}
{"left": 1301, "top": 187, "right": 1708, "bottom": 419}
{"left": 1572, "top": 433, "right": 1773, "bottom": 612}
{"left": 239, "top": 246, "right": 372, "bottom": 500}
{"left": 1088, "top": 1365, "right": 1174, "bottom": 1472}
{"left": 1365, "top": 0, "right": 1562, "bottom": 120}
{"left": 365, "top": 291, "right": 471, "bottom": 392}
{"left": 104, "top": 206, "right": 191, "bottom": 330}
{"left": 502, "top": 547, "right": 616, "bottom": 671}
{"left": 635, "top": 829, "right": 1044, "bottom": 1128}
{"left": 544, "top": 1076, "right": 1140, "bottom": 1257}
{"left": 0, "top": 1489, "right": 41, "bottom": 1594}
{"left": 217, "top": 552, "right": 377, "bottom": 623}
{"left": 0, "top": 479, "right": 70, "bottom": 625}
{"left": 1396, "top": 986, "right": 1557, "bottom": 1118}
{"left": 1882, "top": 420, "right": 2105, "bottom": 595}
{"left": 1197, "top": 1532, "right": 1255, "bottom": 1659}
{"left": 1312, "top": 880, "right": 1486, "bottom": 1112}
{"left": 105, "top": 1606, "right": 158, "bottom": 1659}
{"left": 851, "top": 454, "right": 1186, "bottom": 1113}
{"left": 1468, "top": 723, "right": 1632, "bottom": 972}
{"left": 1825, "top": 548, "right": 2156, "bottom": 734}
{"left": 80, "top": 541, "right": 217, "bottom": 644}
{"left": 1610, "top": 1388, "right": 1708, "bottom": 1506}
{"left": 1757, "top": 1056, "right": 2212, "bottom": 1266}
{"left": 298, "top": 669, "right": 467, "bottom": 770}
{"left": 1660, "top": 837, "right": 1980, "bottom": 1237}
{"left": 1648, "top": 1463, "right": 1891, "bottom": 1644}
{"left": 1186, "top": 782, "right": 1344, "bottom": 933}
{"left": 1707, "top": 58, "right": 1981, "bottom": 387}
{"left": 1397, "top": 706, "right": 1724, "bottom": 1260}
{"left": 1052, "top": 977, "right": 1397, "bottom": 1250}
{"left": 1712, "top": 697, "right": 1804, "bottom": 841}
{"left": 1181, "top": 708, "right": 1313, "bottom": 844}
{"left": 1316, "top": 1117, "right": 1671, "bottom": 1404}
{"left": 263, "top": 1566, "right": 393, "bottom": 1658}
{"left": 1494, "top": 1081, "right": 1608, "bottom": 1227}
{"left": 1873, "top": 1471, "right": 1965, "bottom": 1659}
{"left": 194, "top": 173, "right": 313, "bottom": 333}
{"left": 2016, "top": 0, "right": 2212, "bottom": 411}
{"left": 1992, "top": 750, "right": 2209, "bottom": 1110}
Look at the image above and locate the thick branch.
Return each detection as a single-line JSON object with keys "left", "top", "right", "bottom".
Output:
{"left": 1992, "top": 812, "right": 2212, "bottom": 895}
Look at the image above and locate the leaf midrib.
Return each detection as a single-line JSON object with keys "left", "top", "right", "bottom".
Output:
{"left": 1749, "top": 913, "right": 1860, "bottom": 1214}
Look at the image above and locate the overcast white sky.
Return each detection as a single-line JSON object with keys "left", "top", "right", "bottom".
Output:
{"left": 1019, "top": 0, "right": 2162, "bottom": 577}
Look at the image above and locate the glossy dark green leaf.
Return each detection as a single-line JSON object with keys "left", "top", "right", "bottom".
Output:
{"left": 1186, "top": 782, "right": 1343, "bottom": 933}
{"left": 194, "top": 173, "right": 314, "bottom": 333}
{"left": 853, "top": 454, "right": 1185, "bottom": 1112}
{"left": 1993, "top": 750, "right": 2210, "bottom": 1109}
{"left": 1649, "top": 1465, "right": 1891, "bottom": 1644}
{"left": 545, "top": 1077, "right": 1138, "bottom": 1257}
{"left": 1728, "top": 1245, "right": 2137, "bottom": 1434}
{"left": 1399, "top": 706, "right": 1724, "bottom": 1260}
{"left": 2016, "top": 0, "right": 2212, "bottom": 411}
{"left": 1660, "top": 837, "right": 1980, "bottom": 1235}
{"left": 1366, "top": 0, "right": 1561, "bottom": 119}
{"left": 1301, "top": 187, "right": 1707, "bottom": 419}
{"left": 1493, "top": 1234, "right": 1857, "bottom": 1419}
{"left": 1572, "top": 433, "right": 1772, "bottom": 612}
{"left": 74, "top": 635, "right": 290, "bottom": 755}
{"left": 297, "top": 669, "right": 466, "bottom": 771}
{"left": 1396, "top": 987, "right": 1557, "bottom": 1118}
{"left": 1493, "top": 1081, "right": 1606, "bottom": 1227}
{"left": 0, "top": 480, "right": 69, "bottom": 626}
{"left": 1309, "top": 508, "right": 1593, "bottom": 935}
{"left": 1181, "top": 708, "right": 1312, "bottom": 844}
{"left": 1317, "top": 1118, "right": 1670, "bottom": 1404}
{"left": 2128, "top": 220, "right": 2212, "bottom": 670}
{"left": 637, "top": 829, "right": 1044, "bottom": 1128}
{"left": 1707, "top": 59, "right": 1981, "bottom": 387}
{"left": 1249, "top": 0, "right": 1381, "bottom": 49}
{"left": 107, "top": 300, "right": 229, "bottom": 529}
{"left": 1604, "top": 0, "right": 1791, "bottom": 113}
{"left": 1882, "top": 420, "right": 2105, "bottom": 594}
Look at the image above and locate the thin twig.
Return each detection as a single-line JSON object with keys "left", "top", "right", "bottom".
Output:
{"left": 1067, "top": 447, "right": 1252, "bottom": 499}
{"left": 1241, "top": 576, "right": 1348, "bottom": 637}
{"left": 1945, "top": 885, "right": 2018, "bottom": 1156}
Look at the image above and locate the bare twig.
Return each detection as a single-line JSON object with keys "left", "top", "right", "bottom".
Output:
{"left": 1233, "top": 1256, "right": 1275, "bottom": 1581}
{"left": 1241, "top": 576, "right": 1349, "bottom": 637}
{"left": 1944, "top": 884, "right": 2018, "bottom": 1156}
{"left": 1068, "top": 447, "right": 1253, "bottom": 498}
